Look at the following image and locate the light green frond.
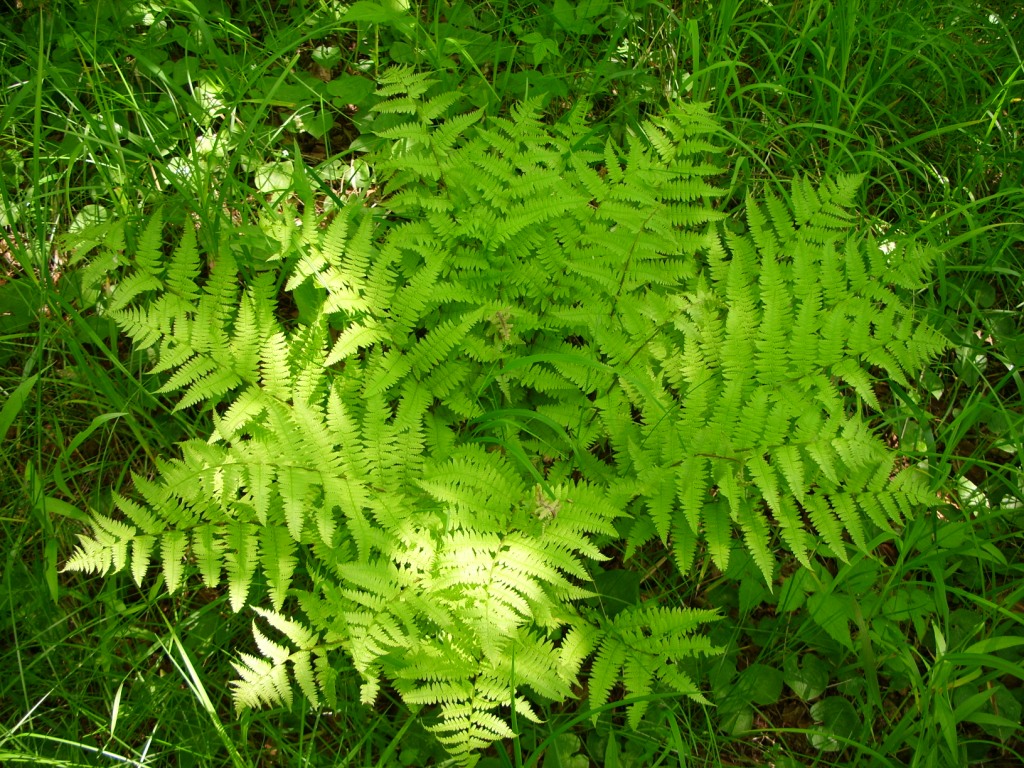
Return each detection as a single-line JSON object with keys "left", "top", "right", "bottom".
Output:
{"left": 829, "top": 492, "right": 868, "bottom": 551}
{"left": 130, "top": 535, "right": 155, "bottom": 587}
{"left": 224, "top": 521, "right": 259, "bottom": 612}
{"left": 774, "top": 498, "right": 812, "bottom": 568}
{"left": 324, "top": 322, "right": 385, "bottom": 366}
{"left": 252, "top": 622, "right": 291, "bottom": 667}
{"left": 131, "top": 205, "right": 164, "bottom": 276}
{"left": 112, "top": 489, "right": 162, "bottom": 534}
{"left": 164, "top": 225, "right": 201, "bottom": 301}
{"left": 260, "top": 332, "right": 292, "bottom": 400}
{"left": 252, "top": 607, "right": 318, "bottom": 650}
{"left": 670, "top": 518, "right": 698, "bottom": 574}
{"left": 161, "top": 529, "right": 187, "bottom": 594}
{"left": 704, "top": 501, "right": 733, "bottom": 572}
{"left": 622, "top": 653, "right": 655, "bottom": 729}
{"left": 291, "top": 650, "right": 319, "bottom": 707}
{"left": 67, "top": 83, "right": 947, "bottom": 764}
{"left": 62, "top": 534, "right": 114, "bottom": 575}
{"left": 260, "top": 525, "right": 297, "bottom": 611}
{"left": 193, "top": 523, "right": 221, "bottom": 588}
{"left": 231, "top": 651, "right": 292, "bottom": 712}
{"left": 407, "top": 312, "right": 482, "bottom": 375}
{"left": 643, "top": 467, "right": 674, "bottom": 543}
{"left": 804, "top": 495, "right": 848, "bottom": 560}
{"left": 90, "top": 513, "right": 136, "bottom": 572}
{"left": 736, "top": 501, "right": 773, "bottom": 584}
{"left": 588, "top": 633, "right": 627, "bottom": 720}
{"left": 774, "top": 444, "right": 806, "bottom": 503}
{"left": 106, "top": 272, "right": 162, "bottom": 313}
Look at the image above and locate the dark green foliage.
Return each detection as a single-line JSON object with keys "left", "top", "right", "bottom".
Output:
{"left": 64, "top": 67, "right": 946, "bottom": 763}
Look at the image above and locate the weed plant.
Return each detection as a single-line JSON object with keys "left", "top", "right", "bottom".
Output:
{"left": 1, "top": 0, "right": 1022, "bottom": 766}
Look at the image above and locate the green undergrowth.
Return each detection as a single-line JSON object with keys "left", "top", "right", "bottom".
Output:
{"left": 2, "top": 1, "right": 1022, "bottom": 766}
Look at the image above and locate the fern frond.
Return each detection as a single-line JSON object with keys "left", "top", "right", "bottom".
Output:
{"left": 260, "top": 526, "right": 297, "bottom": 611}
{"left": 260, "top": 332, "right": 292, "bottom": 401}
{"left": 589, "top": 605, "right": 720, "bottom": 726}
{"left": 68, "top": 84, "right": 947, "bottom": 764}
{"left": 160, "top": 529, "right": 187, "bottom": 594}
{"left": 164, "top": 225, "right": 201, "bottom": 301}
{"left": 224, "top": 521, "right": 259, "bottom": 612}
{"left": 231, "top": 651, "right": 293, "bottom": 712}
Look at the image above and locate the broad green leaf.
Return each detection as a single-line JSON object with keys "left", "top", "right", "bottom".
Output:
{"left": 254, "top": 160, "right": 294, "bottom": 194}
{"left": 807, "top": 592, "right": 855, "bottom": 650}
{"left": 809, "top": 697, "right": 861, "bottom": 752}
{"left": 325, "top": 74, "right": 376, "bottom": 106}
{"left": 739, "top": 663, "right": 784, "bottom": 706}
{"left": 784, "top": 653, "right": 829, "bottom": 702}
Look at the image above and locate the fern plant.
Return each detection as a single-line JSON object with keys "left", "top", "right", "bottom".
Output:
{"left": 64, "top": 66, "right": 946, "bottom": 763}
